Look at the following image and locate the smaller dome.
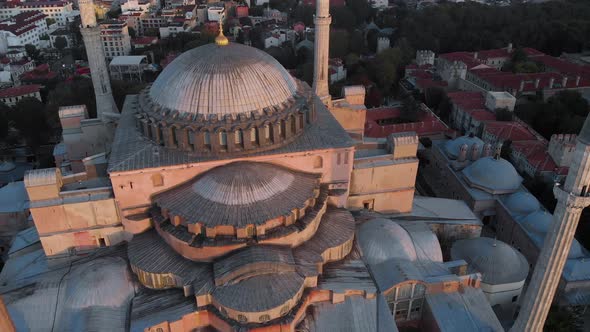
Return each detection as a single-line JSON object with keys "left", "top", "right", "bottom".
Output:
{"left": 521, "top": 211, "right": 585, "bottom": 258}
{"left": 444, "top": 135, "right": 484, "bottom": 159}
{"left": 504, "top": 192, "right": 540, "bottom": 216}
{"left": 462, "top": 157, "right": 522, "bottom": 194}
{"left": 357, "top": 218, "right": 417, "bottom": 266}
{"left": 451, "top": 237, "right": 529, "bottom": 285}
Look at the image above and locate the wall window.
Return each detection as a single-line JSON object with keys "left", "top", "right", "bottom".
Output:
{"left": 204, "top": 131, "right": 211, "bottom": 147}
{"left": 171, "top": 126, "right": 179, "bottom": 146}
{"left": 235, "top": 128, "right": 243, "bottom": 147}
{"left": 313, "top": 156, "right": 323, "bottom": 169}
{"left": 187, "top": 129, "right": 195, "bottom": 150}
{"left": 280, "top": 119, "right": 286, "bottom": 138}
{"left": 219, "top": 130, "right": 227, "bottom": 149}
{"left": 250, "top": 127, "right": 258, "bottom": 145}
{"left": 151, "top": 173, "right": 164, "bottom": 187}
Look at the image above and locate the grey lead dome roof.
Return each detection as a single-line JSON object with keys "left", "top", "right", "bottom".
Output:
{"left": 451, "top": 237, "right": 529, "bottom": 285}
{"left": 462, "top": 157, "right": 522, "bottom": 194}
{"left": 149, "top": 43, "right": 298, "bottom": 117}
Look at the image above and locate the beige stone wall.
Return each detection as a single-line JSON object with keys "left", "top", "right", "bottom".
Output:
{"left": 350, "top": 161, "right": 417, "bottom": 194}
{"left": 110, "top": 148, "right": 353, "bottom": 212}
{"left": 348, "top": 188, "right": 415, "bottom": 214}
{"left": 329, "top": 103, "right": 366, "bottom": 137}
{"left": 31, "top": 198, "right": 120, "bottom": 235}
{"left": 39, "top": 225, "right": 126, "bottom": 256}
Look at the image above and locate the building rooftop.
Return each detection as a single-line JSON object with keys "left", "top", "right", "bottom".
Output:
{"left": 109, "top": 55, "right": 147, "bottom": 66}
{"left": 0, "top": 84, "right": 41, "bottom": 98}
{"left": 0, "top": 181, "right": 28, "bottom": 213}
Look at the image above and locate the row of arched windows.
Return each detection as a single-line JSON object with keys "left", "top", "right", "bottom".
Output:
{"left": 138, "top": 109, "right": 313, "bottom": 154}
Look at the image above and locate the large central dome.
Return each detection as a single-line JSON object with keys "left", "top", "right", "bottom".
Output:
{"left": 149, "top": 43, "right": 298, "bottom": 117}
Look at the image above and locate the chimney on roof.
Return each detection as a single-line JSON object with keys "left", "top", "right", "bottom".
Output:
{"left": 562, "top": 76, "right": 568, "bottom": 88}
{"left": 534, "top": 78, "right": 540, "bottom": 89}
{"left": 494, "top": 142, "right": 503, "bottom": 160}
{"left": 507, "top": 43, "right": 513, "bottom": 53}
{"left": 483, "top": 143, "right": 493, "bottom": 157}
{"left": 576, "top": 75, "right": 581, "bottom": 87}
{"left": 549, "top": 77, "right": 555, "bottom": 89}
{"left": 519, "top": 80, "right": 525, "bottom": 92}
{"left": 458, "top": 143, "right": 468, "bottom": 162}
{"left": 470, "top": 143, "right": 480, "bottom": 161}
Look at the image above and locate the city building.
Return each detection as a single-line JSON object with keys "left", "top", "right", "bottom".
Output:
{"left": 0, "top": 11, "right": 48, "bottom": 49}
{"left": 0, "top": 84, "right": 42, "bottom": 106}
{"left": 0, "top": 1, "right": 75, "bottom": 27}
{"left": 328, "top": 58, "right": 346, "bottom": 83}
{"left": 99, "top": 20, "right": 132, "bottom": 59}
{"left": 109, "top": 55, "right": 148, "bottom": 81}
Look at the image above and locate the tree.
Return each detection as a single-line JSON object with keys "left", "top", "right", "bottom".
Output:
{"left": 373, "top": 47, "right": 403, "bottom": 94}
{"left": 331, "top": 6, "right": 356, "bottom": 32}
{"left": 11, "top": 98, "right": 51, "bottom": 150}
{"left": 25, "top": 44, "right": 40, "bottom": 60}
{"left": 346, "top": 0, "right": 373, "bottom": 25}
{"left": 329, "top": 30, "right": 349, "bottom": 58}
{"left": 45, "top": 18, "right": 56, "bottom": 26}
{"left": 399, "top": 96, "right": 422, "bottom": 123}
{"left": 293, "top": 5, "right": 314, "bottom": 27}
{"left": 495, "top": 108, "right": 513, "bottom": 121}
{"left": 54, "top": 36, "right": 68, "bottom": 51}
{"left": 236, "top": 30, "right": 245, "bottom": 44}
{"left": 128, "top": 27, "right": 137, "bottom": 39}
{"left": 0, "top": 103, "right": 10, "bottom": 140}
{"left": 349, "top": 30, "right": 365, "bottom": 55}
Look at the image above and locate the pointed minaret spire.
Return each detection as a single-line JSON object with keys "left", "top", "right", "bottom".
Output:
{"left": 312, "top": 0, "right": 331, "bottom": 105}
{"left": 79, "top": 0, "right": 118, "bottom": 123}
{"left": 511, "top": 115, "right": 590, "bottom": 331}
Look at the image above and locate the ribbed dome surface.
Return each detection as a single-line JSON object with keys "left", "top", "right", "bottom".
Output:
{"left": 444, "top": 135, "right": 484, "bottom": 159}
{"left": 504, "top": 191, "right": 540, "bottom": 216}
{"left": 193, "top": 163, "right": 295, "bottom": 205}
{"left": 149, "top": 43, "right": 298, "bottom": 117}
{"left": 451, "top": 237, "right": 528, "bottom": 285}
{"left": 462, "top": 157, "right": 522, "bottom": 193}
{"left": 153, "top": 162, "right": 321, "bottom": 228}
{"left": 357, "top": 218, "right": 417, "bottom": 266}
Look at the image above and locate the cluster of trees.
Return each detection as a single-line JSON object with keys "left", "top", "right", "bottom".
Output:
{"left": 395, "top": 0, "right": 590, "bottom": 56}
{"left": 515, "top": 90, "right": 589, "bottom": 139}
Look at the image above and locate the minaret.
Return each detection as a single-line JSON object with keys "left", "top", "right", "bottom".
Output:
{"left": 79, "top": 0, "right": 118, "bottom": 122}
{"left": 312, "top": 0, "right": 331, "bottom": 105}
{"left": 511, "top": 116, "right": 590, "bottom": 331}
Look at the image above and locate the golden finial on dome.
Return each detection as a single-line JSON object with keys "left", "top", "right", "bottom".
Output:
{"left": 215, "top": 19, "right": 229, "bottom": 46}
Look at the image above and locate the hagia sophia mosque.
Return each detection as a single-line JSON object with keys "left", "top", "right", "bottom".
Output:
{"left": 1, "top": 0, "right": 590, "bottom": 331}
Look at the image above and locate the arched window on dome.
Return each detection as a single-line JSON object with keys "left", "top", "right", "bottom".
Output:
{"left": 264, "top": 124, "right": 272, "bottom": 144}
{"left": 219, "top": 130, "right": 227, "bottom": 150}
{"left": 305, "top": 109, "right": 310, "bottom": 124}
{"left": 235, "top": 129, "right": 243, "bottom": 148}
{"left": 147, "top": 122, "right": 153, "bottom": 139}
{"left": 250, "top": 127, "right": 258, "bottom": 146}
{"left": 157, "top": 124, "right": 165, "bottom": 146}
{"left": 203, "top": 131, "right": 211, "bottom": 149}
{"left": 187, "top": 129, "right": 195, "bottom": 151}
{"left": 298, "top": 114, "right": 304, "bottom": 130}
{"left": 171, "top": 126, "right": 179, "bottom": 147}
{"left": 280, "top": 120, "right": 286, "bottom": 138}
{"left": 290, "top": 114, "right": 296, "bottom": 134}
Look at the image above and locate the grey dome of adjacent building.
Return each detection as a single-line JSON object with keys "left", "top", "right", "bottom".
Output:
{"left": 504, "top": 191, "right": 540, "bottom": 216}
{"left": 462, "top": 157, "right": 522, "bottom": 194}
{"left": 356, "top": 218, "right": 418, "bottom": 266}
{"left": 444, "top": 135, "right": 484, "bottom": 159}
{"left": 149, "top": 43, "right": 298, "bottom": 117}
{"left": 520, "top": 211, "right": 585, "bottom": 259}
{"left": 451, "top": 237, "right": 529, "bottom": 285}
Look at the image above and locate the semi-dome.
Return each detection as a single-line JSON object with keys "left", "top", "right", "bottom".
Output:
{"left": 504, "top": 191, "right": 540, "bottom": 216}
{"left": 149, "top": 43, "right": 298, "bottom": 117}
{"left": 153, "top": 161, "right": 321, "bottom": 232}
{"left": 357, "top": 218, "right": 417, "bottom": 266}
{"left": 462, "top": 157, "right": 522, "bottom": 194}
{"left": 444, "top": 135, "right": 484, "bottom": 159}
{"left": 451, "top": 237, "right": 529, "bottom": 285}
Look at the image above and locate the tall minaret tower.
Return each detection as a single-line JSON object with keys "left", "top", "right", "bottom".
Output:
{"left": 512, "top": 117, "right": 590, "bottom": 331}
{"left": 79, "top": 0, "right": 118, "bottom": 122}
{"left": 312, "top": 0, "right": 331, "bottom": 105}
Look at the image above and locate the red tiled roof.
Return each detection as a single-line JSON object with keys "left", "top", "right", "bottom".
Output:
{"left": 511, "top": 140, "right": 567, "bottom": 173}
{"left": 132, "top": 36, "right": 158, "bottom": 45}
{"left": 484, "top": 121, "right": 538, "bottom": 142}
{"left": 0, "top": 10, "right": 46, "bottom": 36}
{"left": 534, "top": 55, "right": 590, "bottom": 79}
{"left": 364, "top": 106, "right": 449, "bottom": 138}
{"left": 0, "top": 84, "right": 41, "bottom": 98}
{"left": 415, "top": 78, "right": 447, "bottom": 90}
